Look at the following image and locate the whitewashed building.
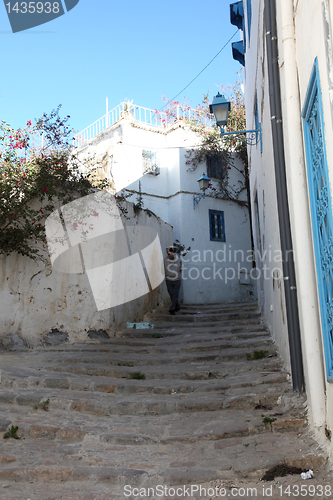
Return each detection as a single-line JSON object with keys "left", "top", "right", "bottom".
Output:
{"left": 230, "top": 0, "right": 333, "bottom": 457}
{"left": 75, "top": 102, "right": 254, "bottom": 304}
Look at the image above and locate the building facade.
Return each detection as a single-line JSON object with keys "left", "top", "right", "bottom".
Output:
{"left": 75, "top": 103, "right": 255, "bottom": 304}
{"left": 231, "top": 0, "right": 333, "bottom": 456}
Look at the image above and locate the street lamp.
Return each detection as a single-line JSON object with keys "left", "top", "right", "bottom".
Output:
{"left": 193, "top": 173, "right": 210, "bottom": 209}
{"left": 210, "top": 93, "right": 262, "bottom": 152}
{"left": 209, "top": 93, "right": 231, "bottom": 129}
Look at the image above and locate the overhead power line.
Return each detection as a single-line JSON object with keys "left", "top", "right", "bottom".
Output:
{"left": 159, "top": 29, "right": 240, "bottom": 111}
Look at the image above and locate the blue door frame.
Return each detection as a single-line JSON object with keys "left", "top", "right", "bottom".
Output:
{"left": 302, "top": 58, "right": 333, "bottom": 381}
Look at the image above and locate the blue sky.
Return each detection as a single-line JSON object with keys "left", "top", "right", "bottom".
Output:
{"left": 0, "top": 0, "right": 242, "bottom": 135}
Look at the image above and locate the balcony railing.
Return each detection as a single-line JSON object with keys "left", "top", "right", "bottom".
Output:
{"left": 73, "top": 102, "right": 214, "bottom": 147}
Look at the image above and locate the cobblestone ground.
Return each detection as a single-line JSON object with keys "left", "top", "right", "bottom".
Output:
{"left": 0, "top": 302, "right": 332, "bottom": 499}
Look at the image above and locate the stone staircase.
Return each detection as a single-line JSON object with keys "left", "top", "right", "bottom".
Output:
{"left": 0, "top": 302, "right": 329, "bottom": 499}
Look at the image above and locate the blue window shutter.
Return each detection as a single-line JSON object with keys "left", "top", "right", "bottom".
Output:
{"left": 209, "top": 210, "right": 226, "bottom": 242}
{"left": 230, "top": 1, "right": 245, "bottom": 66}
{"left": 302, "top": 58, "right": 333, "bottom": 380}
{"left": 232, "top": 41, "right": 245, "bottom": 67}
{"left": 230, "top": 1, "right": 244, "bottom": 30}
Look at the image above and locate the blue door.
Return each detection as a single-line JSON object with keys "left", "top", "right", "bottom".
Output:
{"left": 302, "top": 58, "right": 333, "bottom": 381}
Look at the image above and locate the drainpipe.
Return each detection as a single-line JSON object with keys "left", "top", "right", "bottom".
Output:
{"left": 264, "top": 0, "right": 304, "bottom": 393}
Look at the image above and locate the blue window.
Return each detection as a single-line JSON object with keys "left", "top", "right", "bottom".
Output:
{"left": 209, "top": 210, "right": 226, "bottom": 242}
{"left": 302, "top": 58, "right": 333, "bottom": 381}
{"left": 206, "top": 154, "right": 226, "bottom": 181}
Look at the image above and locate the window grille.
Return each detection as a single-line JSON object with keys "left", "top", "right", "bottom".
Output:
{"left": 209, "top": 210, "right": 226, "bottom": 242}
{"left": 142, "top": 150, "right": 160, "bottom": 175}
{"left": 206, "top": 154, "right": 226, "bottom": 181}
{"left": 302, "top": 58, "right": 333, "bottom": 380}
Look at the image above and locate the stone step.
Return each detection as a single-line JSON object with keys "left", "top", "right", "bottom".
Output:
{"left": 1, "top": 348, "right": 279, "bottom": 382}
{"left": 0, "top": 402, "right": 312, "bottom": 493}
{"left": 117, "top": 330, "right": 271, "bottom": 344}
{"left": 115, "top": 324, "right": 269, "bottom": 337}
{"left": 157, "top": 301, "right": 258, "bottom": 311}
{"left": 35, "top": 337, "right": 274, "bottom": 361}
{"left": 0, "top": 428, "right": 320, "bottom": 492}
{"left": 0, "top": 300, "right": 328, "bottom": 497}
{"left": 144, "top": 314, "right": 265, "bottom": 326}
{"left": 41, "top": 355, "right": 279, "bottom": 380}
{"left": 0, "top": 406, "right": 306, "bottom": 444}
{"left": 147, "top": 310, "right": 262, "bottom": 321}
{"left": 63, "top": 331, "right": 272, "bottom": 349}
{"left": 125, "top": 321, "right": 268, "bottom": 334}
{"left": 1, "top": 368, "right": 289, "bottom": 396}
{"left": 0, "top": 382, "right": 291, "bottom": 417}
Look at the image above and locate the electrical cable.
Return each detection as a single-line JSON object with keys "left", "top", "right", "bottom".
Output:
{"left": 159, "top": 29, "right": 240, "bottom": 111}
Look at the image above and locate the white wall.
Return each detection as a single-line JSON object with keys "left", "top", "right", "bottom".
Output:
{"left": 243, "top": 0, "right": 333, "bottom": 454}
{"left": 0, "top": 201, "right": 172, "bottom": 348}
{"left": 290, "top": 0, "right": 333, "bottom": 452}
{"left": 243, "top": 0, "right": 291, "bottom": 369}
{"left": 76, "top": 118, "right": 255, "bottom": 304}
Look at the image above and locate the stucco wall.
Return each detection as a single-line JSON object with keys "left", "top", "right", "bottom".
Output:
{"left": 76, "top": 120, "right": 255, "bottom": 304}
{"left": 290, "top": 0, "right": 333, "bottom": 452}
{"left": 243, "top": 0, "right": 333, "bottom": 454}
{"left": 0, "top": 200, "right": 172, "bottom": 348}
{"left": 243, "top": 0, "right": 291, "bottom": 370}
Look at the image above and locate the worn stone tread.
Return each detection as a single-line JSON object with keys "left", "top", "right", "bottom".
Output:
{"left": 0, "top": 300, "right": 328, "bottom": 498}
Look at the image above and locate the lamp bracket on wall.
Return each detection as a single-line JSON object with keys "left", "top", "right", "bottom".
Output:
{"left": 193, "top": 193, "right": 205, "bottom": 209}
{"left": 220, "top": 123, "right": 262, "bottom": 153}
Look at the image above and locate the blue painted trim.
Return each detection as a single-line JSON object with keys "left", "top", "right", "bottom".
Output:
{"left": 220, "top": 124, "right": 262, "bottom": 153}
{"left": 246, "top": 0, "right": 252, "bottom": 42}
{"left": 232, "top": 40, "right": 245, "bottom": 66}
{"left": 302, "top": 58, "right": 333, "bottom": 380}
{"left": 230, "top": 1, "right": 244, "bottom": 30}
{"left": 209, "top": 210, "right": 226, "bottom": 242}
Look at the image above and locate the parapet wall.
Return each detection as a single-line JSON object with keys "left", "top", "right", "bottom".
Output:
{"left": 0, "top": 200, "right": 172, "bottom": 349}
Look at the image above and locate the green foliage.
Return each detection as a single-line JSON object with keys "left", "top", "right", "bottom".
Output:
{"left": 184, "top": 78, "right": 249, "bottom": 207}
{"left": 130, "top": 372, "right": 146, "bottom": 380}
{"left": 42, "top": 399, "right": 50, "bottom": 411}
{"left": 34, "top": 399, "right": 50, "bottom": 411}
{"left": 173, "top": 239, "right": 191, "bottom": 257}
{"left": 262, "top": 417, "right": 277, "bottom": 425}
{"left": 3, "top": 425, "right": 20, "bottom": 439}
{"left": 0, "top": 107, "right": 107, "bottom": 261}
{"left": 246, "top": 350, "right": 268, "bottom": 361}
{"left": 133, "top": 181, "right": 144, "bottom": 215}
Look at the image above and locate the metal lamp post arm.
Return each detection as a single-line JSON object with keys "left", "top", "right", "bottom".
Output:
{"left": 220, "top": 123, "right": 262, "bottom": 153}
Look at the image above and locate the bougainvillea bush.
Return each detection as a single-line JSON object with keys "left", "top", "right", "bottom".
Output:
{"left": 0, "top": 107, "right": 104, "bottom": 261}
{"left": 184, "top": 81, "right": 249, "bottom": 206}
